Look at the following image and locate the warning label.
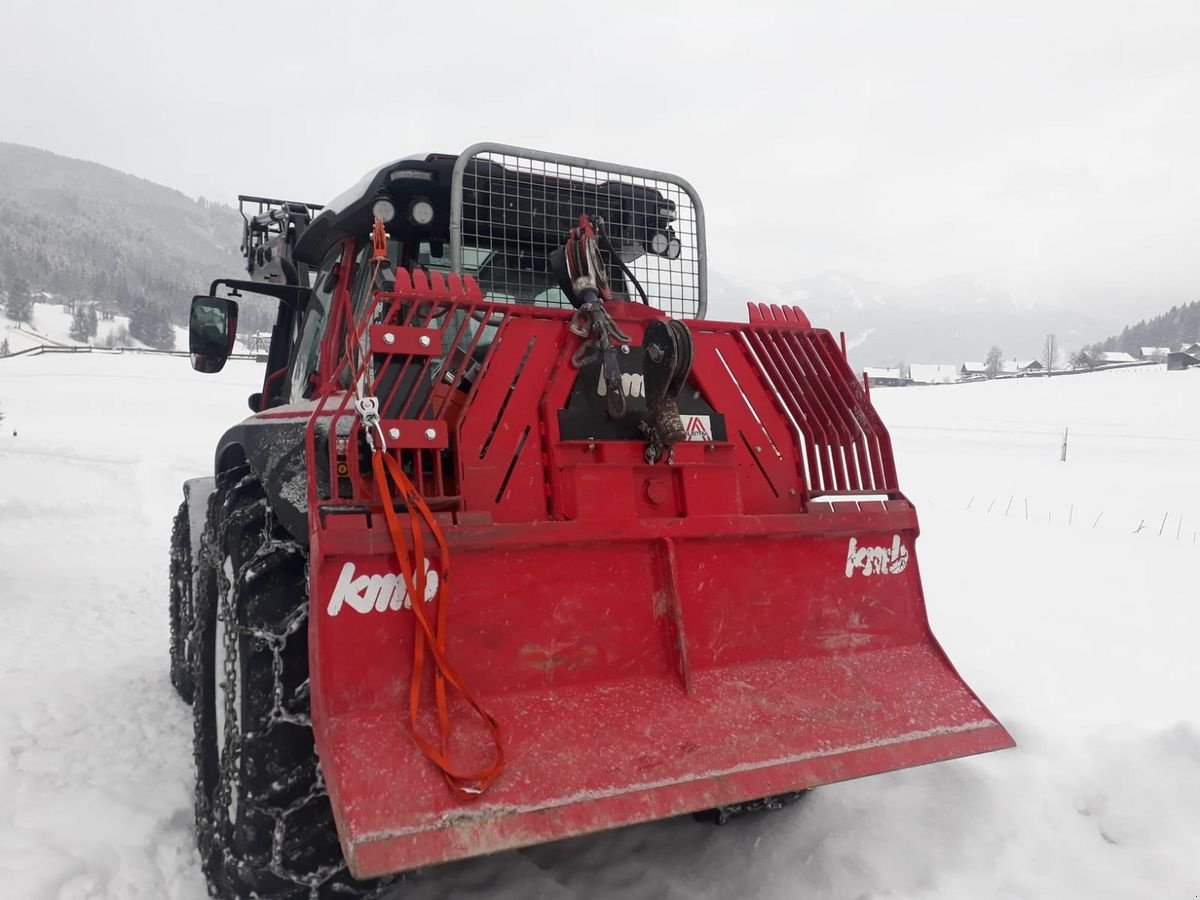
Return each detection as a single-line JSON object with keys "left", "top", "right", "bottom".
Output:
{"left": 683, "top": 414, "right": 712, "bottom": 441}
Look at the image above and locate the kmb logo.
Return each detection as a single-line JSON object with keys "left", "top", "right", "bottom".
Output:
{"left": 844, "top": 535, "right": 910, "bottom": 577}
{"left": 326, "top": 560, "right": 439, "bottom": 616}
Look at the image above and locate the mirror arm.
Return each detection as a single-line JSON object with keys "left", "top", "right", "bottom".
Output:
{"left": 206, "top": 279, "right": 311, "bottom": 313}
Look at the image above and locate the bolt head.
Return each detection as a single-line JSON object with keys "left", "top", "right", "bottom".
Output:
{"left": 383, "top": 332, "right": 395, "bottom": 345}
{"left": 418, "top": 335, "right": 432, "bottom": 347}
{"left": 620, "top": 344, "right": 630, "bottom": 355}
{"left": 387, "top": 427, "right": 400, "bottom": 440}
{"left": 424, "top": 428, "right": 437, "bottom": 440}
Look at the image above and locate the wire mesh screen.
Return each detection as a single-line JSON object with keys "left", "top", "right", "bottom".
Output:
{"left": 451, "top": 145, "right": 705, "bottom": 319}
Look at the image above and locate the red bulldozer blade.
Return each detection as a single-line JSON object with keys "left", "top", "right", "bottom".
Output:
{"left": 307, "top": 277, "right": 1013, "bottom": 878}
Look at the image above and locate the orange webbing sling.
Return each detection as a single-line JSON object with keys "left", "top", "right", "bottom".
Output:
{"left": 346, "top": 219, "right": 504, "bottom": 798}
{"left": 369, "top": 448, "right": 504, "bottom": 798}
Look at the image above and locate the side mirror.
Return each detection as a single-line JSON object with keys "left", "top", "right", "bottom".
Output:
{"left": 190, "top": 295, "right": 239, "bottom": 373}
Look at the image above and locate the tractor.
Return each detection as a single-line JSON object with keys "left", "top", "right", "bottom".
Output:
{"left": 168, "top": 143, "right": 1013, "bottom": 899}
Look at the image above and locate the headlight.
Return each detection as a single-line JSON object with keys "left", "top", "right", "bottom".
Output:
{"left": 409, "top": 198, "right": 435, "bottom": 226}
{"left": 371, "top": 197, "right": 396, "bottom": 223}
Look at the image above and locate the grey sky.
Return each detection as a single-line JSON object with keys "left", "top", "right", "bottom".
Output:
{"left": 3, "top": 0, "right": 1199, "bottom": 310}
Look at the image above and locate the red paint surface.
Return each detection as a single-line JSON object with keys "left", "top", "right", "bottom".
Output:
{"left": 300, "top": 274, "right": 1013, "bottom": 877}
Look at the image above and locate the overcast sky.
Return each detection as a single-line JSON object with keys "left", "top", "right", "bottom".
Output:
{"left": 3, "top": 0, "right": 1199, "bottom": 311}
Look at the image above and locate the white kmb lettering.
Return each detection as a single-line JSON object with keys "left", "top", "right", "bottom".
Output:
{"left": 596, "top": 371, "right": 645, "bottom": 398}
{"left": 844, "top": 535, "right": 910, "bottom": 577}
{"left": 326, "top": 560, "right": 439, "bottom": 616}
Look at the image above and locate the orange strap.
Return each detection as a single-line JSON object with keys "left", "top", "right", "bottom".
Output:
{"left": 369, "top": 444, "right": 505, "bottom": 797}
{"left": 345, "top": 221, "right": 503, "bottom": 797}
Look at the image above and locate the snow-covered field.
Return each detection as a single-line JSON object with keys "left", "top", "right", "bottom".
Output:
{"left": 1, "top": 300, "right": 257, "bottom": 358}
{"left": 1, "top": 300, "right": 192, "bottom": 356}
{"left": 1, "top": 355, "right": 1198, "bottom": 899}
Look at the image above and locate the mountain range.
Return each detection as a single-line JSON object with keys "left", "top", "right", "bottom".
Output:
{"left": 0, "top": 143, "right": 248, "bottom": 329}
{"left": 0, "top": 143, "right": 1150, "bottom": 365}
{"left": 707, "top": 270, "right": 1126, "bottom": 368}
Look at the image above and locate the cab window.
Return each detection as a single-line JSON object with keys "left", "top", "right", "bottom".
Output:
{"left": 288, "top": 245, "right": 343, "bottom": 401}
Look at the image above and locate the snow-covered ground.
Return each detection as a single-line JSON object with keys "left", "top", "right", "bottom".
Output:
{"left": 1, "top": 356, "right": 1197, "bottom": 899}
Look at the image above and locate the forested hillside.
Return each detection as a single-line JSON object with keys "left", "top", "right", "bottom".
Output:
{"left": 0, "top": 143, "right": 246, "bottom": 348}
{"left": 1086, "top": 299, "right": 1200, "bottom": 355}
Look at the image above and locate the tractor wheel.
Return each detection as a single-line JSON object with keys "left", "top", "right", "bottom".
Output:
{"left": 191, "top": 466, "right": 384, "bottom": 900}
{"left": 169, "top": 499, "right": 195, "bottom": 703}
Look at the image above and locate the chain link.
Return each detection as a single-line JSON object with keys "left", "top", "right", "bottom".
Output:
{"left": 215, "top": 508, "right": 243, "bottom": 881}
{"left": 198, "top": 474, "right": 388, "bottom": 898}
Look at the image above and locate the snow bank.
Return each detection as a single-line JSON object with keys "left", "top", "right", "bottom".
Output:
{"left": 0, "top": 356, "right": 1197, "bottom": 898}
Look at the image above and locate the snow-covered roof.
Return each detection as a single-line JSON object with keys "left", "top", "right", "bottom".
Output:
{"left": 909, "top": 363, "right": 958, "bottom": 384}
{"left": 961, "top": 361, "right": 987, "bottom": 373}
{"left": 1140, "top": 347, "right": 1170, "bottom": 357}
{"left": 1093, "top": 351, "right": 1138, "bottom": 363}
{"left": 862, "top": 366, "right": 903, "bottom": 380}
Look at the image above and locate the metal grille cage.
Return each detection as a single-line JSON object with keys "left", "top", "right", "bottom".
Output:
{"left": 450, "top": 143, "right": 706, "bottom": 319}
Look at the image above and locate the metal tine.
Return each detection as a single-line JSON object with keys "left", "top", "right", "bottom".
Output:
{"left": 741, "top": 329, "right": 826, "bottom": 490}
{"left": 762, "top": 328, "right": 841, "bottom": 491}
{"left": 806, "top": 331, "right": 884, "bottom": 490}
{"left": 758, "top": 326, "right": 845, "bottom": 491}
{"left": 776, "top": 330, "right": 858, "bottom": 491}
{"left": 787, "top": 331, "right": 868, "bottom": 491}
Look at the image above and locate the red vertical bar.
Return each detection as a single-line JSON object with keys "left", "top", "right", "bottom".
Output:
{"left": 799, "top": 332, "right": 874, "bottom": 490}
{"left": 774, "top": 330, "right": 856, "bottom": 491}
{"left": 742, "top": 329, "right": 829, "bottom": 490}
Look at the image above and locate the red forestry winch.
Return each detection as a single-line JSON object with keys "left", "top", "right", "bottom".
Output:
{"left": 171, "top": 142, "right": 1013, "bottom": 900}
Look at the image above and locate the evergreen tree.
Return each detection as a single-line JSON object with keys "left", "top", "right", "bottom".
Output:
{"left": 128, "top": 294, "right": 152, "bottom": 345}
{"left": 85, "top": 303, "right": 98, "bottom": 338}
{"left": 5, "top": 275, "right": 33, "bottom": 324}
{"left": 129, "top": 295, "right": 176, "bottom": 350}
{"left": 1, "top": 337, "right": 9, "bottom": 357}
{"left": 69, "top": 305, "right": 91, "bottom": 342}
{"left": 1086, "top": 298, "right": 1200, "bottom": 355}
{"left": 153, "top": 306, "right": 176, "bottom": 351}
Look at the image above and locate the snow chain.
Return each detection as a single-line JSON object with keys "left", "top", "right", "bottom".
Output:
{"left": 198, "top": 474, "right": 367, "bottom": 897}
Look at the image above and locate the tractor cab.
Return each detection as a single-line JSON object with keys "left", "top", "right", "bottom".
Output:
{"left": 290, "top": 149, "right": 701, "bottom": 315}
{"left": 191, "top": 144, "right": 707, "bottom": 416}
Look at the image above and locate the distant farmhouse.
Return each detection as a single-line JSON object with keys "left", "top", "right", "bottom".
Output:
{"left": 960, "top": 359, "right": 1042, "bottom": 379}
{"left": 862, "top": 366, "right": 908, "bottom": 387}
{"left": 909, "top": 364, "right": 959, "bottom": 384}
{"left": 861, "top": 347, "right": 1165, "bottom": 389}
{"left": 1168, "top": 343, "right": 1200, "bottom": 371}
{"left": 1080, "top": 350, "right": 1139, "bottom": 366}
